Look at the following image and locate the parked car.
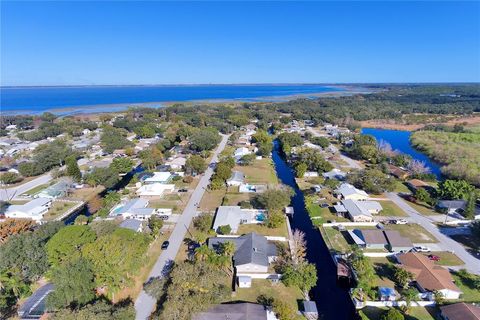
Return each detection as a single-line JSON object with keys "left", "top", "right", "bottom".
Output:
{"left": 320, "top": 203, "right": 329, "bottom": 208}
{"left": 161, "top": 241, "right": 170, "bottom": 250}
{"left": 178, "top": 188, "right": 188, "bottom": 193}
{"left": 413, "top": 246, "right": 431, "bottom": 253}
{"left": 393, "top": 219, "right": 408, "bottom": 225}
{"left": 428, "top": 254, "right": 440, "bottom": 261}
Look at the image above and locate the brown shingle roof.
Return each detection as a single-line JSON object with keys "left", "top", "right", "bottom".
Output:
{"left": 397, "top": 253, "right": 461, "bottom": 293}
{"left": 384, "top": 230, "right": 413, "bottom": 248}
{"left": 360, "top": 229, "right": 388, "bottom": 245}
{"left": 407, "top": 179, "right": 429, "bottom": 189}
{"left": 440, "top": 303, "right": 480, "bottom": 320}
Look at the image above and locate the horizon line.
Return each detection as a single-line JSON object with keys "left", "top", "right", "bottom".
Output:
{"left": 2, "top": 82, "right": 480, "bottom": 89}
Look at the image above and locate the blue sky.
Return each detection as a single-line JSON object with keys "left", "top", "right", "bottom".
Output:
{"left": 1, "top": 1, "right": 479, "bottom": 85}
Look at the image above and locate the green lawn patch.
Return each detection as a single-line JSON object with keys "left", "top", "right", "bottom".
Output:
{"left": 408, "top": 201, "right": 438, "bottom": 216}
{"left": 43, "top": 201, "right": 77, "bottom": 221}
{"left": 238, "top": 158, "right": 278, "bottom": 185}
{"left": 452, "top": 271, "right": 480, "bottom": 303}
{"left": 359, "top": 306, "right": 437, "bottom": 320}
{"left": 421, "top": 252, "right": 464, "bottom": 266}
{"left": 377, "top": 201, "right": 408, "bottom": 217}
{"left": 22, "top": 183, "right": 50, "bottom": 196}
{"left": 386, "top": 224, "right": 438, "bottom": 243}
{"left": 237, "top": 222, "right": 288, "bottom": 238}
{"left": 319, "top": 226, "right": 351, "bottom": 253}
{"left": 231, "top": 279, "right": 304, "bottom": 318}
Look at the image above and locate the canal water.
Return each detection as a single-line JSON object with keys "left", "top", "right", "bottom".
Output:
{"left": 362, "top": 128, "right": 442, "bottom": 178}
{"left": 271, "top": 141, "right": 357, "bottom": 320}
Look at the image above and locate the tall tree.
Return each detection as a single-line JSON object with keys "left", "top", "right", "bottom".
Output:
{"left": 66, "top": 155, "right": 82, "bottom": 182}
{"left": 46, "top": 225, "right": 96, "bottom": 267}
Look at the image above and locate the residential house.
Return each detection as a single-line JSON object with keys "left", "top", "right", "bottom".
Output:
{"left": 234, "top": 147, "right": 251, "bottom": 161}
{"left": 37, "top": 180, "right": 70, "bottom": 199}
{"left": 407, "top": 179, "right": 430, "bottom": 191}
{"left": 384, "top": 230, "right": 414, "bottom": 252}
{"left": 302, "top": 301, "right": 319, "bottom": 320}
{"left": 208, "top": 232, "right": 277, "bottom": 273}
{"left": 5, "top": 197, "right": 52, "bottom": 222}
{"left": 136, "top": 183, "right": 175, "bottom": 198}
{"left": 226, "top": 171, "right": 245, "bottom": 187}
{"left": 143, "top": 172, "right": 172, "bottom": 184}
{"left": 440, "top": 302, "right": 480, "bottom": 320}
{"left": 212, "top": 206, "right": 266, "bottom": 233}
{"left": 304, "top": 171, "right": 319, "bottom": 178}
{"left": 352, "top": 229, "right": 388, "bottom": 249}
{"left": 335, "top": 199, "right": 382, "bottom": 222}
{"left": 387, "top": 164, "right": 409, "bottom": 180}
{"left": 397, "top": 252, "right": 462, "bottom": 299}
{"left": 165, "top": 156, "right": 186, "bottom": 170}
{"left": 192, "top": 303, "right": 270, "bottom": 320}
{"left": 322, "top": 168, "right": 347, "bottom": 181}
{"left": 119, "top": 219, "right": 144, "bottom": 232}
{"left": 335, "top": 183, "right": 369, "bottom": 201}
{"left": 437, "top": 200, "right": 467, "bottom": 215}
{"left": 111, "top": 198, "right": 155, "bottom": 220}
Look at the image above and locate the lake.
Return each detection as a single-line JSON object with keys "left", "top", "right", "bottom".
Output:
{"left": 0, "top": 84, "right": 341, "bottom": 115}
{"left": 361, "top": 128, "right": 442, "bottom": 178}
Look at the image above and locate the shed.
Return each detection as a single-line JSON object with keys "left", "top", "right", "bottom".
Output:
{"left": 302, "top": 301, "right": 319, "bottom": 319}
{"left": 238, "top": 275, "right": 252, "bottom": 288}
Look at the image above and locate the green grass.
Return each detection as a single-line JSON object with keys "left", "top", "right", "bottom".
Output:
{"left": 237, "top": 222, "right": 289, "bottom": 238}
{"left": 231, "top": 279, "right": 304, "bottom": 319}
{"left": 320, "top": 226, "right": 351, "bottom": 253}
{"left": 43, "top": 201, "right": 77, "bottom": 221}
{"left": 420, "top": 252, "right": 464, "bottom": 266}
{"left": 359, "top": 306, "right": 437, "bottom": 320}
{"left": 237, "top": 158, "right": 278, "bottom": 184}
{"left": 377, "top": 201, "right": 408, "bottom": 217}
{"left": 408, "top": 201, "right": 438, "bottom": 216}
{"left": 22, "top": 183, "right": 49, "bottom": 196}
{"left": 386, "top": 224, "right": 438, "bottom": 243}
{"left": 452, "top": 272, "right": 480, "bottom": 303}
{"left": 370, "top": 257, "right": 396, "bottom": 288}
{"left": 393, "top": 181, "right": 410, "bottom": 193}
{"left": 306, "top": 203, "right": 349, "bottom": 223}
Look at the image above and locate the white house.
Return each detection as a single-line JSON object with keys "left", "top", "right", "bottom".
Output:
{"left": 144, "top": 172, "right": 172, "bottom": 184}
{"left": 335, "top": 199, "right": 382, "bottom": 222}
{"left": 234, "top": 147, "right": 251, "bottom": 161}
{"left": 335, "top": 183, "right": 369, "bottom": 200}
{"left": 111, "top": 198, "right": 156, "bottom": 220}
{"left": 136, "top": 183, "right": 175, "bottom": 198}
{"left": 5, "top": 197, "right": 52, "bottom": 222}
{"left": 166, "top": 157, "right": 187, "bottom": 170}
{"left": 226, "top": 171, "right": 245, "bottom": 187}
{"left": 119, "top": 219, "right": 144, "bottom": 232}
{"left": 303, "top": 171, "right": 319, "bottom": 178}
{"left": 322, "top": 168, "right": 347, "bottom": 181}
{"left": 212, "top": 206, "right": 266, "bottom": 233}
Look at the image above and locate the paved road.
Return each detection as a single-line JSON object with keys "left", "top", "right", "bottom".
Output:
{"left": 0, "top": 173, "right": 53, "bottom": 201}
{"left": 387, "top": 192, "right": 480, "bottom": 274}
{"left": 134, "top": 134, "right": 230, "bottom": 319}
{"left": 306, "top": 126, "right": 362, "bottom": 170}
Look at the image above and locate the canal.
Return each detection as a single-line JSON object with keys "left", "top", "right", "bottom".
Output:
{"left": 271, "top": 141, "right": 357, "bottom": 320}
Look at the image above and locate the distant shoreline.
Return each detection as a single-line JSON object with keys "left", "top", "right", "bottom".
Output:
{"left": 2, "top": 85, "right": 374, "bottom": 116}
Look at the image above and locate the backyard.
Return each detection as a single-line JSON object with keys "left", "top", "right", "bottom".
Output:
{"left": 359, "top": 306, "right": 437, "bottom": 320}
{"left": 236, "top": 158, "right": 278, "bottom": 185}
{"left": 237, "top": 220, "right": 289, "bottom": 238}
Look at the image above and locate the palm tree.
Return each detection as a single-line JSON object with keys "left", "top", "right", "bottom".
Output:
{"left": 220, "top": 241, "right": 235, "bottom": 257}
{"left": 194, "top": 245, "right": 213, "bottom": 262}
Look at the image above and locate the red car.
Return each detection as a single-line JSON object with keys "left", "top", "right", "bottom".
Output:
{"left": 428, "top": 254, "right": 440, "bottom": 261}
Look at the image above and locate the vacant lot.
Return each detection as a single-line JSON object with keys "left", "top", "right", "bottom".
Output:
{"left": 320, "top": 226, "right": 351, "bottom": 253}
{"left": 387, "top": 223, "right": 438, "bottom": 243}
{"left": 236, "top": 158, "right": 278, "bottom": 185}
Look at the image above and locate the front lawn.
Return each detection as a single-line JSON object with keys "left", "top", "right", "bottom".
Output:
{"left": 377, "top": 201, "right": 408, "bottom": 217}
{"left": 408, "top": 201, "right": 438, "bottom": 216}
{"left": 452, "top": 271, "right": 480, "bottom": 303}
{"left": 22, "top": 183, "right": 50, "bottom": 196}
{"left": 231, "top": 279, "right": 304, "bottom": 318}
{"left": 199, "top": 188, "right": 226, "bottom": 212}
{"left": 421, "top": 252, "right": 464, "bottom": 266}
{"left": 386, "top": 223, "right": 438, "bottom": 243}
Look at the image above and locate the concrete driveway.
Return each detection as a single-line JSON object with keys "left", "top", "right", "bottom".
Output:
{"left": 134, "top": 134, "right": 230, "bottom": 319}
{"left": 387, "top": 192, "right": 480, "bottom": 274}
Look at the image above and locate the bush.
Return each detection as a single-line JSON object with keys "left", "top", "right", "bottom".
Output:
{"left": 0, "top": 172, "right": 22, "bottom": 184}
{"left": 217, "top": 225, "right": 231, "bottom": 235}
{"left": 183, "top": 175, "right": 193, "bottom": 183}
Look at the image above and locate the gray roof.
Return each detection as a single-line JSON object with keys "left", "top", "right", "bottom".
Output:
{"left": 228, "top": 171, "right": 245, "bottom": 183}
{"left": 7, "top": 197, "right": 51, "bottom": 214}
{"left": 342, "top": 199, "right": 373, "bottom": 219}
{"left": 212, "top": 206, "right": 250, "bottom": 232}
{"left": 192, "top": 303, "right": 267, "bottom": 320}
{"left": 208, "top": 233, "right": 277, "bottom": 267}
{"left": 303, "top": 301, "right": 318, "bottom": 314}
{"left": 119, "top": 219, "right": 143, "bottom": 232}
{"left": 358, "top": 229, "right": 388, "bottom": 245}
{"left": 18, "top": 283, "right": 54, "bottom": 319}
{"left": 437, "top": 200, "right": 467, "bottom": 210}
{"left": 117, "top": 198, "right": 148, "bottom": 215}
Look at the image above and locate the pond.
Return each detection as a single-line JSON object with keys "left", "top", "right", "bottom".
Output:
{"left": 271, "top": 140, "right": 357, "bottom": 320}
{"left": 361, "top": 128, "right": 442, "bottom": 178}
